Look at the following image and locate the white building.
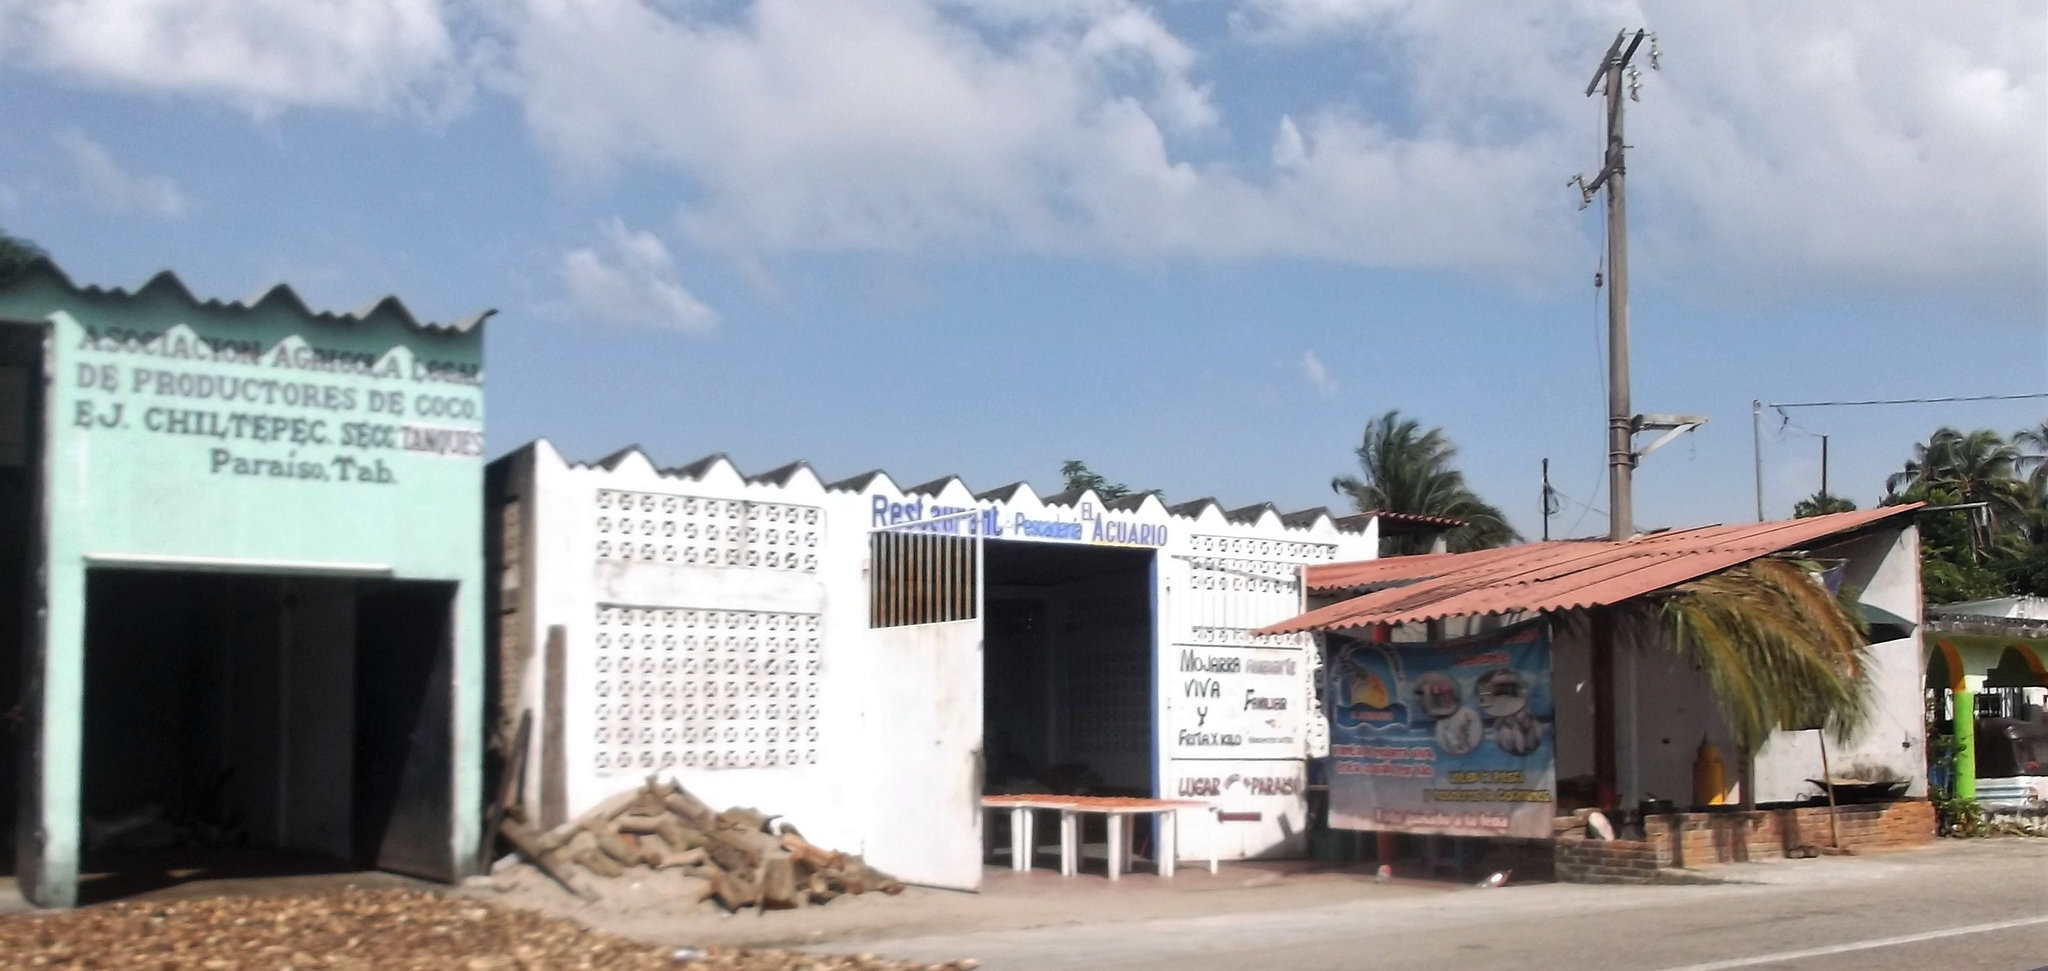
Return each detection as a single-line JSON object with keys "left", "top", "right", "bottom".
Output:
{"left": 487, "top": 440, "right": 1382, "bottom": 888}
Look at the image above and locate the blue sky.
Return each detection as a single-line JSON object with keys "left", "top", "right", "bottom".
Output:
{"left": 0, "top": 0, "right": 2041, "bottom": 537}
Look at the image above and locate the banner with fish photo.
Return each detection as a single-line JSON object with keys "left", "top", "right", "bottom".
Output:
{"left": 1326, "top": 623, "right": 1556, "bottom": 838}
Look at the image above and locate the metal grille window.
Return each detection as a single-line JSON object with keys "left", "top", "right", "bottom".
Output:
{"left": 868, "top": 527, "right": 980, "bottom": 628}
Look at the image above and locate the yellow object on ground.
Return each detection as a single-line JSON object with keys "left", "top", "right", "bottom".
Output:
{"left": 1693, "top": 738, "right": 1728, "bottom": 808}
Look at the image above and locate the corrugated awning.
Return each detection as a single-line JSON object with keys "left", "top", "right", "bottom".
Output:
{"left": 1263, "top": 504, "right": 1922, "bottom": 634}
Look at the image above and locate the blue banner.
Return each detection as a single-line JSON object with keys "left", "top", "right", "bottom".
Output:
{"left": 1327, "top": 624, "right": 1556, "bottom": 838}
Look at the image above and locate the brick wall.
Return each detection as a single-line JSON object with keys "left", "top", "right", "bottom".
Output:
{"left": 1554, "top": 800, "right": 1934, "bottom": 882}
{"left": 1554, "top": 836, "right": 1661, "bottom": 884}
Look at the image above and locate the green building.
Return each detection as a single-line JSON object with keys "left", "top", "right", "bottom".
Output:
{"left": 0, "top": 262, "right": 489, "bottom": 907}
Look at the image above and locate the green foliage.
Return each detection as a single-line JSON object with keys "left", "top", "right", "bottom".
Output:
{"left": 1059, "top": 460, "right": 1149, "bottom": 501}
{"left": 1792, "top": 492, "right": 1856, "bottom": 518}
{"left": 0, "top": 227, "right": 44, "bottom": 280}
{"left": 1649, "top": 558, "right": 1873, "bottom": 755}
{"left": 1330, "top": 409, "right": 1517, "bottom": 554}
{"left": 1926, "top": 735, "right": 1987, "bottom": 838}
{"left": 1882, "top": 421, "right": 2048, "bottom": 604}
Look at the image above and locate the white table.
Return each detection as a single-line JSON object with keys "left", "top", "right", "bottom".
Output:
{"left": 982, "top": 796, "right": 1207, "bottom": 880}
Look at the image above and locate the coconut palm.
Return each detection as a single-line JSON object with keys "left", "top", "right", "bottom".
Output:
{"left": 1652, "top": 558, "right": 1872, "bottom": 754}
{"left": 2016, "top": 419, "right": 2048, "bottom": 508}
{"left": 1330, "top": 410, "right": 1517, "bottom": 553}
{"left": 1792, "top": 492, "right": 1856, "bottom": 518}
{"left": 1594, "top": 557, "right": 1873, "bottom": 809}
{"left": 1886, "top": 427, "right": 2031, "bottom": 550}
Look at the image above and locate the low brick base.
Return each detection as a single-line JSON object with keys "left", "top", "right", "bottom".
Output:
{"left": 1554, "top": 799, "right": 1935, "bottom": 884}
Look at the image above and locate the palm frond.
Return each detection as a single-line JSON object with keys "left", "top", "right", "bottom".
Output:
{"left": 1653, "top": 558, "right": 1873, "bottom": 752}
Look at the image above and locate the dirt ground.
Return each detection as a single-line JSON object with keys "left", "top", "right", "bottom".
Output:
{"left": 462, "top": 857, "right": 1446, "bottom": 951}
{"left": 0, "top": 857, "right": 1449, "bottom": 966}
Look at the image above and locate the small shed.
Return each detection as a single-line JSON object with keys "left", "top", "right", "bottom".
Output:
{"left": 1261, "top": 506, "right": 1929, "bottom": 843}
{"left": 0, "top": 262, "right": 490, "bottom": 907}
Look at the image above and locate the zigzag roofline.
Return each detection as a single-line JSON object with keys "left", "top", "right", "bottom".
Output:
{"left": 0, "top": 257, "right": 492, "bottom": 333}
{"left": 529, "top": 443, "right": 1374, "bottom": 536}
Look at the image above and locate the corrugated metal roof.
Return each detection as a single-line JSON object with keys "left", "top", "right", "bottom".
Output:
{"left": 1264, "top": 505, "right": 1921, "bottom": 633}
{"left": 1364, "top": 510, "right": 1469, "bottom": 529}
{"left": 1, "top": 257, "right": 493, "bottom": 333}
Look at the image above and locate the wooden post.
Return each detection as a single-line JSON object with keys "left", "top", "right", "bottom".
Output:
{"left": 541, "top": 625, "right": 568, "bottom": 829}
{"left": 1591, "top": 610, "right": 1618, "bottom": 808}
{"left": 1816, "top": 728, "right": 1840, "bottom": 849}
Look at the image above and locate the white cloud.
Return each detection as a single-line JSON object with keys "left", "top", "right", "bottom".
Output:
{"left": 560, "top": 218, "right": 720, "bottom": 332}
{"left": 0, "top": 0, "right": 466, "bottom": 115}
{"left": 1301, "top": 350, "right": 1337, "bottom": 395}
{"left": 58, "top": 131, "right": 188, "bottom": 217}
{"left": 1228, "top": 0, "right": 2047, "bottom": 297}
{"left": 3, "top": 0, "right": 2040, "bottom": 300}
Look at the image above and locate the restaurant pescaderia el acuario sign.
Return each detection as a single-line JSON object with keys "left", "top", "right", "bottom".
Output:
{"left": 1326, "top": 624, "right": 1557, "bottom": 839}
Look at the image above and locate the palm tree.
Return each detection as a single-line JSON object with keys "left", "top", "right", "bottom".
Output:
{"left": 1060, "top": 460, "right": 1132, "bottom": 500}
{"left": 2016, "top": 420, "right": 2048, "bottom": 540}
{"left": 1607, "top": 557, "right": 1873, "bottom": 808}
{"left": 1792, "top": 492, "right": 1856, "bottom": 518}
{"left": 1330, "top": 410, "right": 1517, "bottom": 553}
{"left": 1653, "top": 558, "right": 1871, "bottom": 753}
{"left": 1886, "top": 427, "right": 2031, "bottom": 551}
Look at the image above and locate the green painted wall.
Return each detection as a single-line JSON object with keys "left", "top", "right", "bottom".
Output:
{"left": 0, "top": 267, "right": 486, "bottom": 906}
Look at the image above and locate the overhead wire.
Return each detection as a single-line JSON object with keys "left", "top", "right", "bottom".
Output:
{"left": 1771, "top": 392, "right": 2048, "bottom": 409}
{"left": 1564, "top": 176, "right": 1609, "bottom": 539}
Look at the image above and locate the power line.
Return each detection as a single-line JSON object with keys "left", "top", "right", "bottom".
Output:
{"left": 1770, "top": 392, "right": 2048, "bottom": 409}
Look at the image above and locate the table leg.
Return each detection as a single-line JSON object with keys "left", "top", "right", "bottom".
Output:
{"left": 1107, "top": 812, "right": 1124, "bottom": 881}
{"left": 1159, "top": 811, "right": 1177, "bottom": 878}
{"left": 1121, "top": 814, "right": 1136, "bottom": 873}
{"left": 1021, "top": 808, "right": 1036, "bottom": 871}
{"left": 1209, "top": 809, "right": 1220, "bottom": 875}
{"left": 1009, "top": 807, "right": 1029, "bottom": 872}
{"left": 1060, "top": 810, "right": 1078, "bottom": 877}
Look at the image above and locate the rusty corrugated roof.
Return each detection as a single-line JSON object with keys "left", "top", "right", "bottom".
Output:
{"left": 1265, "top": 505, "right": 1921, "bottom": 634}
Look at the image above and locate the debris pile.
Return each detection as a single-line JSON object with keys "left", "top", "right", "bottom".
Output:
{"left": 0, "top": 887, "right": 971, "bottom": 970}
{"left": 502, "top": 777, "right": 904, "bottom": 911}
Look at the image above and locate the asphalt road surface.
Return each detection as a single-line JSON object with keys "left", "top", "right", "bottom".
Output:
{"left": 848, "top": 841, "right": 2048, "bottom": 971}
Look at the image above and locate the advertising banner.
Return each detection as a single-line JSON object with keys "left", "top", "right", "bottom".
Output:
{"left": 1326, "top": 624, "right": 1555, "bottom": 838}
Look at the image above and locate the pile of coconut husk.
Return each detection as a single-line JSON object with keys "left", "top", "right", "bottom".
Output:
{"left": 0, "top": 886, "right": 970, "bottom": 970}
{"left": 499, "top": 777, "right": 903, "bottom": 911}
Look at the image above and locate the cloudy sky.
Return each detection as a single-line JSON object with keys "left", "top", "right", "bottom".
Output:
{"left": 0, "top": 0, "right": 2041, "bottom": 535}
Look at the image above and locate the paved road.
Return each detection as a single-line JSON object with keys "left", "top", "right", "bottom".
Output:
{"left": 846, "top": 841, "right": 2048, "bottom": 970}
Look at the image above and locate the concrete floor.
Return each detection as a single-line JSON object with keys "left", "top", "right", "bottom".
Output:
{"left": 828, "top": 841, "right": 2048, "bottom": 971}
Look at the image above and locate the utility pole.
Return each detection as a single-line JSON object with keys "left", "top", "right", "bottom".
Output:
{"left": 1573, "top": 30, "right": 1659, "bottom": 541}
{"left": 1752, "top": 400, "right": 1765, "bottom": 520}
{"left": 1541, "top": 458, "right": 1557, "bottom": 541}
{"left": 1820, "top": 434, "right": 1830, "bottom": 504}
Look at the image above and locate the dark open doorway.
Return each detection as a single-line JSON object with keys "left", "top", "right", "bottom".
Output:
{"left": 76, "top": 569, "right": 454, "bottom": 900}
{"left": 981, "top": 541, "right": 1155, "bottom": 798}
{"left": 0, "top": 320, "right": 42, "bottom": 876}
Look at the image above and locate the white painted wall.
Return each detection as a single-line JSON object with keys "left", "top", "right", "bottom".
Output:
{"left": 1616, "top": 524, "right": 1928, "bottom": 807}
{"left": 493, "top": 440, "right": 1378, "bottom": 884}
{"left": 1752, "top": 524, "right": 1928, "bottom": 802}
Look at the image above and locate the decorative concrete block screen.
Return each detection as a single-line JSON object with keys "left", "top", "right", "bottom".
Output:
{"left": 595, "top": 489, "right": 821, "bottom": 572}
{"left": 590, "top": 603, "right": 822, "bottom": 775}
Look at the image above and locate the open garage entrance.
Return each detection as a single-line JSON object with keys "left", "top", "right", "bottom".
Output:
{"left": 76, "top": 569, "right": 455, "bottom": 899}
{"left": 0, "top": 321, "right": 40, "bottom": 875}
{"left": 981, "top": 542, "right": 1156, "bottom": 798}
